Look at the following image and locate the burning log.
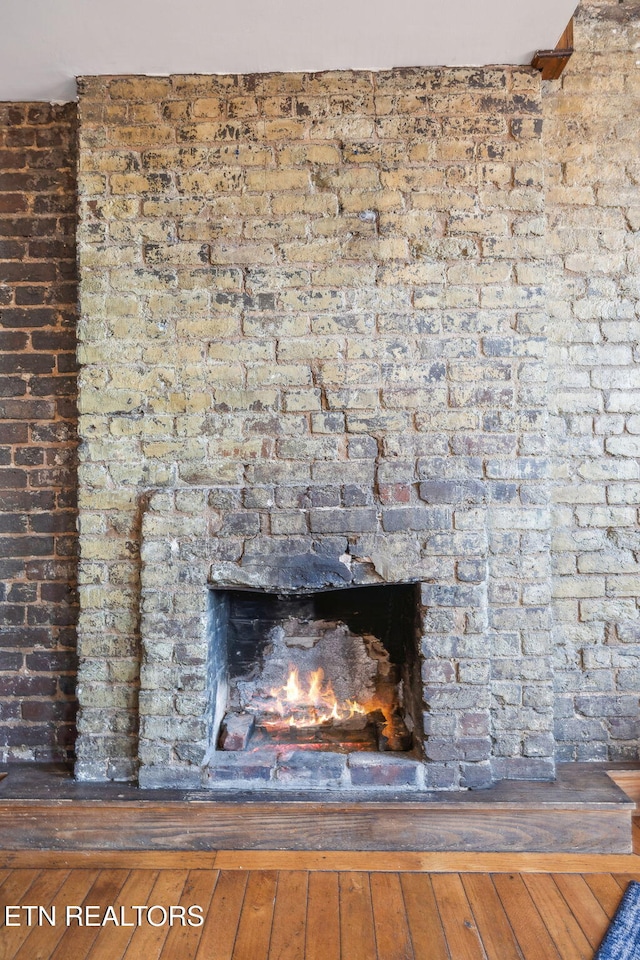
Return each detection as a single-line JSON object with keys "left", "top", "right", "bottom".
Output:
{"left": 220, "top": 659, "right": 412, "bottom": 755}
{"left": 219, "top": 712, "right": 255, "bottom": 751}
{"left": 378, "top": 712, "right": 413, "bottom": 752}
{"left": 256, "top": 666, "right": 369, "bottom": 730}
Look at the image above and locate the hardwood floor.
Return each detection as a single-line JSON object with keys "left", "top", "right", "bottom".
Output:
{"left": 2, "top": 765, "right": 637, "bottom": 956}
{"left": 1, "top": 857, "right": 639, "bottom": 959}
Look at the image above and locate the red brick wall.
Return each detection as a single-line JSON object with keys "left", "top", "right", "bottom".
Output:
{"left": 0, "top": 102, "right": 78, "bottom": 762}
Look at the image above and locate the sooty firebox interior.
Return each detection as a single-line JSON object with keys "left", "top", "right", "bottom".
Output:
{"left": 208, "top": 583, "right": 422, "bottom": 758}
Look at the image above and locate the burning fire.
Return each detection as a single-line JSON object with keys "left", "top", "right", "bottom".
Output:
{"left": 263, "top": 667, "right": 367, "bottom": 729}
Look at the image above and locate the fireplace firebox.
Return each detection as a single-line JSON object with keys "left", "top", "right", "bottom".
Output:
{"left": 207, "top": 584, "right": 422, "bottom": 782}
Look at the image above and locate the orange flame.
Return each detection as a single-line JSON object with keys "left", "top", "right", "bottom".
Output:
{"left": 262, "top": 666, "right": 367, "bottom": 729}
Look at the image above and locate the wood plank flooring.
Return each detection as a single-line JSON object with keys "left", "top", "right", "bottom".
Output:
{"left": 1, "top": 859, "right": 639, "bottom": 959}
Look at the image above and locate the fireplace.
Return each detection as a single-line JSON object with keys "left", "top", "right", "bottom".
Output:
{"left": 131, "top": 493, "right": 554, "bottom": 791}
{"left": 74, "top": 68, "right": 556, "bottom": 792}
{"left": 203, "top": 584, "right": 422, "bottom": 787}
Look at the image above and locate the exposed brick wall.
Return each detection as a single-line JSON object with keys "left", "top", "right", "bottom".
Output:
{"left": 0, "top": 0, "right": 638, "bottom": 780}
{"left": 0, "top": 102, "right": 78, "bottom": 762}
{"left": 548, "top": 0, "right": 640, "bottom": 761}
{"left": 73, "top": 69, "right": 554, "bottom": 786}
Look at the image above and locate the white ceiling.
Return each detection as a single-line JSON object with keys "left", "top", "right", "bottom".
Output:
{"left": 2, "top": 0, "right": 577, "bottom": 103}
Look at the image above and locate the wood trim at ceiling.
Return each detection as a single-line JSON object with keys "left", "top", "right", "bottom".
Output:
{"left": 532, "top": 17, "right": 574, "bottom": 80}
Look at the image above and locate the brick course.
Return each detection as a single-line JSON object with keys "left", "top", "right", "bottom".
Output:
{"left": 0, "top": 102, "right": 78, "bottom": 762}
